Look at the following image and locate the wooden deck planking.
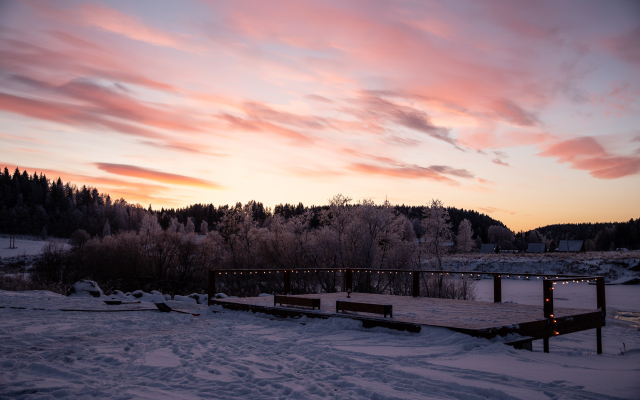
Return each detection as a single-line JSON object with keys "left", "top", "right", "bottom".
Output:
{"left": 213, "top": 292, "right": 598, "bottom": 331}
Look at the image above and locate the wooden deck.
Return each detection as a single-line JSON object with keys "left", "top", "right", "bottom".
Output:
{"left": 211, "top": 292, "right": 605, "bottom": 344}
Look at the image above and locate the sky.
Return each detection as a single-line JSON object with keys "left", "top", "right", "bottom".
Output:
{"left": 0, "top": 0, "right": 639, "bottom": 232}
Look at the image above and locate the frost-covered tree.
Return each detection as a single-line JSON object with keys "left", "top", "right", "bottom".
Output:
{"left": 457, "top": 219, "right": 473, "bottom": 253}
{"left": 185, "top": 217, "right": 195, "bottom": 234}
{"left": 199, "top": 220, "right": 208, "bottom": 234}
{"left": 421, "top": 199, "right": 452, "bottom": 270}
{"left": 167, "top": 217, "right": 180, "bottom": 233}
{"left": 102, "top": 220, "right": 111, "bottom": 237}
{"left": 177, "top": 222, "right": 186, "bottom": 235}
{"left": 139, "top": 213, "right": 161, "bottom": 236}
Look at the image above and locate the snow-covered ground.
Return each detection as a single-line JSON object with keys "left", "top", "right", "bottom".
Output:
{"left": 441, "top": 251, "right": 640, "bottom": 283}
{"left": 0, "top": 236, "right": 51, "bottom": 259}
{"left": 1, "top": 285, "right": 639, "bottom": 399}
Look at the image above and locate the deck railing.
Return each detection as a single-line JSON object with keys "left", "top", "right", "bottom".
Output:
{"left": 208, "top": 268, "right": 604, "bottom": 306}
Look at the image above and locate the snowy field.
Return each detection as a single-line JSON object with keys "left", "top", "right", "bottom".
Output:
{"left": 0, "top": 237, "right": 50, "bottom": 259}
{"left": 1, "top": 285, "right": 639, "bottom": 399}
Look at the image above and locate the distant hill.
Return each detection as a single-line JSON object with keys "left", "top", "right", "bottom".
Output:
{"left": 535, "top": 220, "right": 640, "bottom": 251}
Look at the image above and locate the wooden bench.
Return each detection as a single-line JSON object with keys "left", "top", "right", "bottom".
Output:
{"left": 274, "top": 295, "right": 321, "bottom": 310}
{"left": 336, "top": 300, "right": 392, "bottom": 318}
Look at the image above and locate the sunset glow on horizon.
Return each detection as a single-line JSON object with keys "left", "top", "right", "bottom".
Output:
{"left": 1, "top": 0, "right": 639, "bottom": 231}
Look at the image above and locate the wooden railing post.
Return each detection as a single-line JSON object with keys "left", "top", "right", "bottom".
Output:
{"left": 596, "top": 277, "right": 606, "bottom": 316}
{"left": 543, "top": 279, "right": 554, "bottom": 353}
{"left": 346, "top": 269, "right": 353, "bottom": 292}
{"left": 493, "top": 274, "right": 502, "bottom": 303}
{"left": 208, "top": 270, "right": 216, "bottom": 306}
{"left": 596, "top": 277, "right": 605, "bottom": 354}
{"left": 284, "top": 270, "right": 291, "bottom": 295}
{"left": 412, "top": 271, "right": 420, "bottom": 297}
{"left": 543, "top": 279, "right": 554, "bottom": 319}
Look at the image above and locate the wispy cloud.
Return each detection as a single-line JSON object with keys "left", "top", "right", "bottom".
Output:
{"left": 95, "top": 163, "right": 222, "bottom": 189}
{"left": 538, "top": 137, "right": 640, "bottom": 179}
{"left": 478, "top": 206, "right": 516, "bottom": 215}
{"left": 348, "top": 163, "right": 473, "bottom": 185}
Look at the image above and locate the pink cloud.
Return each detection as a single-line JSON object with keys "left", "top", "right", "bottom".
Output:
{"left": 218, "top": 113, "right": 314, "bottom": 146}
{"left": 139, "top": 140, "right": 228, "bottom": 157}
{"left": 348, "top": 162, "right": 474, "bottom": 185}
{"left": 458, "top": 130, "right": 554, "bottom": 151}
{"left": 338, "top": 91, "right": 460, "bottom": 148}
{"left": 492, "top": 98, "right": 539, "bottom": 127}
{"left": 602, "top": 25, "right": 640, "bottom": 69}
{"left": 26, "top": 2, "right": 199, "bottom": 53}
{"left": 349, "top": 164, "right": 458, "bottom": 184}
{"left": 95, "top": 163, "right": 222, "bottom": 189}
{"left": 478, "top": 206, "right": 516, "bottom": 215}
{"left": 0, "top": 91, "right": 162, "bottom": 138}
{"left": 0, "top": 35, "right": 175, "bottom": 91}
{"left": 538, "top": 137, "right": 640, "bottom": 179}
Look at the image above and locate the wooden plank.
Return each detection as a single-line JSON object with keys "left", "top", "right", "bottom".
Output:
{"left": 336, "top": 300, "right": 392, "bottom": 318}
{"left": 274, "top": 295, "right": 320, "bottom": 309}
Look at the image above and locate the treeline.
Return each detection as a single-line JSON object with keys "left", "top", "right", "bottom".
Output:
{"left": 0, "top": 167, "right": 148, "bottom": 237}
{"left": 0, "top": 167, "right": 504, "bottom": 244}
{"left": 534, "top": 220, "right": 640, "bottom": 251}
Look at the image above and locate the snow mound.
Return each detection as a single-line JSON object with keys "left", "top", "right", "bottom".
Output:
{"left": 106, "top": 290, "right": 127, "bottom": 300}
{"left": 189, "top": 293, "right": 208, "bottom": 304}
{"left": 258, "top": 293, "right": 273, "bottom": 297}
{"left": 130, "top": 290, "right": 166, "bottom": 303}
{"left": 174, "top": 295, "right": 198, "bottom": 304}
{"left": 67, "top": 280, "right": 104, "bottom": 298}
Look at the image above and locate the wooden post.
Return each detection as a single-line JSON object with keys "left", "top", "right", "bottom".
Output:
{"left": 596, "top": 277, "right": 606, "bottom": 316}
{"left": 346, "top": 269, "right": 353, "bottom": 292}
{"left": 493, "top": 274, "right": 502, "bottom": 303}
{"left": 543, "top": 280, "right": 554, "bottom": 319}
{"left": 208, "top": 270, "right": 216, "bottom": 306}
{"left": 543, "top": 337, "right": 549, "bottom": 353}
{"left": 596, "top": 277, "right": 605, "bottom": 354}
{"left": 412, "top": 271, "right": 420, "bottom": 297}
{"left": 543, "top": 279, "right": 554, "bottom": 354}
{"left": 284, "top": 270, "right": 291, "bottom": 295}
